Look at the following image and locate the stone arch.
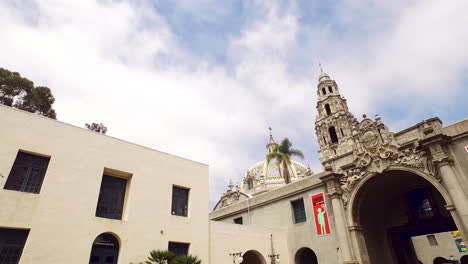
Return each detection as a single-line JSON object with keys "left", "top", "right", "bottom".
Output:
{"left": 346, "top": 166, "right": 453, "bottom": 225}
{"left": 242, "top": 250, "right": 267, "bottom": 264}
{"left": 346, "top": 166, "right": 458, "bottom": 264}
{"left": 89, "top": 232, "right": 120, "bottom": 264}
{"left": 294, "top": 247, "right": 318, "bottom": 264}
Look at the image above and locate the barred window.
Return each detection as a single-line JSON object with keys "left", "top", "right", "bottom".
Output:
{"left": 234, "top": 217, "right": 243, "bottom": 225}
{"left": 291, "top": 198, "right": 306, "bottom": 224}
{"left": 0, "top": 228, "right": 29, "bottom": 264}
{"left": 171, "top": 186, "right": 189, "bottom": 217}
{"left": 4, "top": 151, "right": 50, "bottom": 194}
{"left": 95, "top": 175, "right": 127, "bottom": 220}
{"left": 168, "top": 242, "right": 189, "bottom": 256}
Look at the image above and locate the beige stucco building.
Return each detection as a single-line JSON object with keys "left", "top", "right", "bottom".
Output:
{"left": 211, "top": 72, "right": 468, "bottom": 264}
{"left": 0, "top": 105, "right": 209, "bottom": 264}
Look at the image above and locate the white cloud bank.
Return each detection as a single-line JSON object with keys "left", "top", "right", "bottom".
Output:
{"left": 1, "top": 0, "right": 467, "bottom": 207}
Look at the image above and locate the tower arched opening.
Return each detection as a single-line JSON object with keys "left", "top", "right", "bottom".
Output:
{"left": 325, "top": 104, "right": 332, "bottom": 116}
{"left": 321, "top": 88, "right": 326, "bottom": 95}
{"left": 352, "top": 170, "right": 457, "bottom": 264}
{"left": 328, "top": 126, "right": 338, "bottom": 143}
{"left": 328, "top": 86, "right": 333, "bottom": 93}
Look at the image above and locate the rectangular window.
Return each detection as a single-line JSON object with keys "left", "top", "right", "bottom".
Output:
{"left": 234, "top": 217, "right": 243, "bottom": 225}
{"left": 0, "top": 228, "right": 30, "bottom": 264}
{"left": 4, "top": 151, "right": 50, "bottom": 194}
{"left": 171, "top": 186, "right": 189, "bottom": 217}
{"left": 291, "top": 198, "right": 307, "bottom": 224}
{"left": 427, "top": 234, "right": 439, "bottom": 247}
{"left": 168, "top": 242, "right": 189, "bottom": 256}
{"left": 95, "top": 175, "right": 127, "bottom": 220}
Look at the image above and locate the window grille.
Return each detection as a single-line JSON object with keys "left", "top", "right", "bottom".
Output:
{"left": 0, "top": 229, "right": 29, "bottom": 264}
{"left": 168, "top": 242, "right": 189, "bottom": 256}
{"left": 406, "top": 188, "right": 435, "bottom": 220}
{"left": 291, "top": 198, "right": 307, "bottom": 224}
{"left": 234, "top": 217, "right": 243, "bottom": 225}
{"left": 4, "top": 151, "right": 50, "bottom": 194}
{"left": 171, "top": 186, "right": 189, "bottom": 217}
{"left": 95, "top": 175, "right": 127, "bottom": 220}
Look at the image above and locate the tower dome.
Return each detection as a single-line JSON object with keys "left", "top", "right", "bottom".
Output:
{"left": 240, "top": 132, "right": 313, "bottom": 196}
{"left": 318, "top": 72, "right": 330, "bottom": 82}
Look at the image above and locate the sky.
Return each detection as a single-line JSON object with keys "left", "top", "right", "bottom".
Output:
{"left": 1, "top": 0, "right": 468, "bottom": 208}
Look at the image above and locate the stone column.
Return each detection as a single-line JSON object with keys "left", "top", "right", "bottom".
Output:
{"left": 422, "top": 133, "right": 468, "bottom": 238}
{"left": 437, "top": 159, "right": 468, "bottom": 236}
{"left": 349, "top": 225, "right": 370, "bottom": 264}
{"left": 320, "top": 173, "right": 357, "bottom": 264}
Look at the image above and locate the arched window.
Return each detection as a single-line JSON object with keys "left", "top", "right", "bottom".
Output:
{"left": 328, "top": 86, "right": 333, "bottom": 93}
{"left": 322, "top": 88, "right": 326, "bottom": 95}
{"left": 329, "top": 126, "right": 338, "bottom": 143}
{"left": 89, "top": 233, "right": 119, "bottom": 264}
{"left": 325, "top": 104, "right": 332, "bottom": 116}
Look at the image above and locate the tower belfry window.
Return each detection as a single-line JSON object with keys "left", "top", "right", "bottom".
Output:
{"left": 329, "top": 126, "right": 339, "bottom": 143}
{"left": 328, "top": 86, "right": 333, "bottom": 93}
{"left": 325, "top": 104, "right": 332, "bottom": 115}
{"left": 322, "top": 88, "right": 326, "bottom": 95}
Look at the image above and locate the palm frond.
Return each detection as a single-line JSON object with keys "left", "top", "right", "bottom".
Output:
{"left": 171, "top": 255, "right": 202, "bottom": 264}
{"left": 278, "top": 138, "right": 292, "bottom": 153}
{"left": 266, "top": 152, "right": 282, "bottom": 163}
{"left": 289, "top": 149, "right": 304, "bottom": 159}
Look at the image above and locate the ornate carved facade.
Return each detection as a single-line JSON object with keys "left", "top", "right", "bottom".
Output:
{"left": 315, "top": 72, "right": 445, "bottom": 207}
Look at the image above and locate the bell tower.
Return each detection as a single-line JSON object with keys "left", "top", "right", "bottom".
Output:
{"left": 315, "top": 71, "right": 357, "bottom": 166}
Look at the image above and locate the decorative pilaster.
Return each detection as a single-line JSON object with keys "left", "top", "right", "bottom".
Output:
{"left": 422, "top": 134, "right": 468, "bottom": 237}
{"left": 348, "top": 225, "right": 370, "bottom": 264}
{"left": 320, "top": 173, "right": 357, "bottom": 264}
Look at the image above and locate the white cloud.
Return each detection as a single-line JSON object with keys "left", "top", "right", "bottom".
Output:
{"left": 1, "top": 0, "right": 467, "bottom": 207}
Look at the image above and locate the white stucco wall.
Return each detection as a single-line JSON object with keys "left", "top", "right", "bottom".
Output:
{"left": 0, "top": 105, "right": 209, "bottom": 264}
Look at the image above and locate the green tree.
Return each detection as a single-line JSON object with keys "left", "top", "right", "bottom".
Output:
{"left": 171, "top": 255, "right": 202, "bottom": 264}
{"left": 145, "top": 250, "right": 175, "bottom": 264}
{"left": 85, "top": 122, "right": 108, "bottom": 134}
{"left": 266, "top": 138, "right": 304, "bottom": 184}
{"left": 0, "top": 68, "right": 56, "bottom": 119}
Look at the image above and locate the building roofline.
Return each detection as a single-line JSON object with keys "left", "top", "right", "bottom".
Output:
{"left": 209, "top": 171, "right": 330, "bottom": 219}
{"left": 394, "top": 117, "right": 442, "bottom": 136}
{"left": 0, "top": 104, "right": 208, "bottom": 166}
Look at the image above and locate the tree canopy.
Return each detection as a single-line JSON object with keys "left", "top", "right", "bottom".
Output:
{"left": 0, "top": 68, "right": 56, "bottom": 119}
{"left": 266, "top": 138, "right": 304, "bottom": 184}
{"left": 85, "top": 122, "right": 108, "bottom": 134}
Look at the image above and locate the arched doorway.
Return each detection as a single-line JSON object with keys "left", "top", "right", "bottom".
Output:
{"left": 242, "top": 250, "right": 266, "bottom": 264}
{"left": 89, "top": 233, "right": 120, "bottom": 264}
{"left": 295, "top": 247, "right": 318, "bottom": 264}
{"left": 353, "top": 170, "right": 457, "bottom": 264}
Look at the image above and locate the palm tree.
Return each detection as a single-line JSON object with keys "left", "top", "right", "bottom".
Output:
{"left": 146, "top": 250, "right": 175, "bottom": 264}
{"left": 171, "top": 255, "right": 202, "bottom": 264}
{"left": 266, "top": 138, "right": 304, "bottom": 184}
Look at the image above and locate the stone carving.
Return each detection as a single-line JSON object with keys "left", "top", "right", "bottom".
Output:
{"left": 337, "top": 117, "right": 441, "bottom": 207}
{"left": 352, "top": 116, "right": 399, "bottom": 174}
{"left": 219, "top": 189, "right": 241, "bottom": 208}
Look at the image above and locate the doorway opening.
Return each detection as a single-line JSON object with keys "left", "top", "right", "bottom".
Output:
{"left": 89, "top": 233, "right": 120, "bottom": 264}
{"left": 295, "top": 247, "right": 318, "bottom": 264}
{"left": 242, "top": 250, "right": 266, "bottom": 264}
{"left": 354, "top": 170, "right": 457, "bottom": 264}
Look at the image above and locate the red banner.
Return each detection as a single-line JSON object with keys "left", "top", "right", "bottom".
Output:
{"left": 312, "top": 193, "right": 331, "bottom": 235}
